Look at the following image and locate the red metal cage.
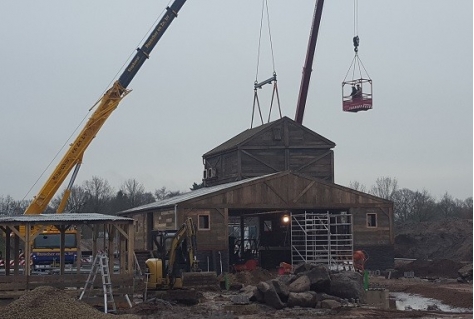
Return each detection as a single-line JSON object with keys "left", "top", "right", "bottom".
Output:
{"left": 342, "top": 78, "right": 372, "bottom": 112}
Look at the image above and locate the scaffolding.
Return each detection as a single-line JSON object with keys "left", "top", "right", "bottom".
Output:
{"left": 291, "top": 212, "right": 353, "bottom": 270}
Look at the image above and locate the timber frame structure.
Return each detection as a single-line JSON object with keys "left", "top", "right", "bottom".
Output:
{"left": 120, "top": 171, "right": 394, "bottom": 273}
{"left": 0, "top": 213, "right": 136, "bottom": 298}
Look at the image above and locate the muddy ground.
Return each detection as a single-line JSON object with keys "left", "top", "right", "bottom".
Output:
{"left": 0, "top": 219, "right": 471, "bottom": 318}
{"left": 118, "top": 271, "right": 472, "bottom": 319}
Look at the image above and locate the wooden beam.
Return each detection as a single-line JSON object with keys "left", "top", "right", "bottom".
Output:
{"left": 292, "top": 181, "right": 316, "bottom": 203}
{"left": 263, "top": 181, "right": 288, "bottom": 204}
{"left": 294, "top": 150, "right": 331, "bottom": 172}
{"left": 241, "top": 150, "right": 279, "bottom": 172}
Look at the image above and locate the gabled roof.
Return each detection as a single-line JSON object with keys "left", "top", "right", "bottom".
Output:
{"left": 118, "top": 173, "right": 279, "bottom": 214}
{"left": 203, "top": 116, "right": 335, "bottom": 157}
{"left": 118, "top": 171, "right": 392, "bottom": 215}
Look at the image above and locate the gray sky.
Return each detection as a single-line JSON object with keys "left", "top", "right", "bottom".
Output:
{"left": 0, "top": 0, "right": 472, "bottom": 202}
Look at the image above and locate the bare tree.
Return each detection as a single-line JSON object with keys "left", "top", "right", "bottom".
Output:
{"left": 370, "top": 177, "right": 398, "bottom": 201}
{"left": 0, "top": 195, "right": 28, "bottom": 216}
{"left": 82, "top": 176, "right": 114, "bottom": 214}
{"left": 121, "top": 179, "right": 145, "bottom": 208}
{"left": 412, "top": 189, "right": 435, "bottom": 222}
{"left": 349, "top": 181, "right": 367, "bottom": 193}
{"left": 155, "top": 187, "right": 168, "bottom": 201}
{"left": 51, "top": 186, "right": 88, "bottom": 213}
{"left": 119, "top": 179, "right": 155, "bottom": 209}
{"left": 437, "top": 192, "right": 456, "bottom": 219}
{"left": 392, "top": 188, "right": 416, "bottom": 224}
{"left": 154, "top": 187, "right": 182, "bottom": 201}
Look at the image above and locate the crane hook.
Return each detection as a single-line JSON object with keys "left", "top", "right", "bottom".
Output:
{"left": 353, "top": 35, "right": 359, "bottom": 53}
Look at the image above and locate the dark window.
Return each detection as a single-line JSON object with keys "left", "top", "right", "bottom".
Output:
{"left": 367, "top": 213, "right": 377, "bottom": 228}
{"left": 263, "top": 220, "right": 272, "bottom": 232}
{"left": 198, "top": 214, "right": 210, "bottom": 230}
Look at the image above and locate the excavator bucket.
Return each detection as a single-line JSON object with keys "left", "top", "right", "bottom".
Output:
{"left": 182, "top": 271, "right": 218, "bottom": 289}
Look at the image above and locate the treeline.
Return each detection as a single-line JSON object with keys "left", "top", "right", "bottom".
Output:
{"left": 0, "top": 176, "right": 203, "bottom": 216}
{"left": 0, "top": 176, "right": 472, "bottom": 225}
{"left": 349, "top": 177, "right": 472, "bottom": 225}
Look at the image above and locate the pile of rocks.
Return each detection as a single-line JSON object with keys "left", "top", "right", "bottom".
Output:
{"left": 235, "top": 263, "right": 365, "bottom": 310}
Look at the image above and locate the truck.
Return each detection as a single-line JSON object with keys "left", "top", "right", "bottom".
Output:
{"left": 22, "top": 0, "right": 188, "bottom": 268}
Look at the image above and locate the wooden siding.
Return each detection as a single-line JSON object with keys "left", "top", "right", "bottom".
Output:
{"left": 182, "top": 208, "right": 228, "bottom": 251}
{"left": 352, "top": 207, "right": 394, "bottom": 246}
{"left": 203, "top": 117, "right": 335, "bottom": 187}
{"left": 153, "top": 209, "right": 176, "bottom": 229}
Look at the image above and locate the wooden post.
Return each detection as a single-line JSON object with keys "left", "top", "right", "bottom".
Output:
{"left": 24, "top": 225, "right": 31, "bottom": 285}
{"left": 5, "top": 227, "right": 11, "bottom": 276}
{"left": 59, "top": 226, "right": 66, "bottom": 275}
{"left": 92, "top": 225, "right": 98, "bottom": 257}
{"left": 127, "top": 223, "right": 135, "bottom": 275}
{"left": 76, "top": 226, "right": 82, "bottom": 274}
{"left": 13, "top": 228, "right": 19, "bottom": 276}
{"left": 107, "top": 224, "right": 114, "bottom": 275}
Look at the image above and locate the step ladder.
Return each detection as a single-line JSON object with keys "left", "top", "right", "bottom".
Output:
{"left": 79, "top": 253, "right": 116, "bottom": 313}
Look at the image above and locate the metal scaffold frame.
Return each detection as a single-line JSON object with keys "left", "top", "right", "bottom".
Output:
{"left": 291, "top": 212, "right": 354, "bottom": 270}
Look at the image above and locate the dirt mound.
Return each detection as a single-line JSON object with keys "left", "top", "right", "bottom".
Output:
{"left": 395, "top": 259, "right": 466, "bottom": 279}
{"left": 395, "top": 219, "right": 473, "bottom": 262}
{"left": 0, "top": 286, "right": 139, "bottom": 319}
{"left": 226, "top": 268, "right": 276, "bottom": 286}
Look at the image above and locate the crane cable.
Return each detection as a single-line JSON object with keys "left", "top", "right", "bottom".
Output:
{"left": 255, "top": 0, "right": 276, "bottom": 82}
{"left": 343, "top": 0, "right": 371, "bottom": 82}
{"left": 251, "top": 0, "right": 281, "bottom": 128}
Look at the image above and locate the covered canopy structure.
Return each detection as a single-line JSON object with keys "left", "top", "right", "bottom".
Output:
{"left": 0, "top": 213, "right": 136, "bottom": 297}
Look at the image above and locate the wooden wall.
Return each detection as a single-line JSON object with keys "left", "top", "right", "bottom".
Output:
{"left": 203, "top": 117, "right": 335, "bottom": 187}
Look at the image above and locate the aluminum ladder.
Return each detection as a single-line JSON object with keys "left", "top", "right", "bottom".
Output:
{"left": 79, "top": 253, "right": 116, "bottom": 313}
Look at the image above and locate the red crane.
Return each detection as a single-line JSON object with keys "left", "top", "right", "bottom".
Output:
{"left": 294, "top": 0, "right": 325, "bottom": 125}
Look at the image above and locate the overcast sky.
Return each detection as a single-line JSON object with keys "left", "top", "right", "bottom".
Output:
{"left": 0, "top": 0, "right": 472, "bottom": 203}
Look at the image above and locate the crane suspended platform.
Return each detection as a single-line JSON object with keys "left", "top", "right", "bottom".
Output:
{"left": 342, "top": 78, "right": 373, "bottom": 113}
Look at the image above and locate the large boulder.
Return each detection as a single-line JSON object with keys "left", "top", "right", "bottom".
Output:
{"left": 239, "top": 284, "right": 261, "bottom": 302}
{"left": 288, "top": 275, "right": 311, "bottom": 293}
{"left": 268, "top": 278, "right": 290, "bottom": 302}
{"left": 287, "top": 291, "right": 318, "bottom": 308}
{"left": 257, "top": 281, "right": 285, "bottom": 309}
{"left": 321, "top": 299, "right": 342, "bottom": 310}
{"left": 329, "top": 271, "right": 365, "bottom": 302}
{"left": 457, "top": 263, "right": 473, "bottom": 282}
{"left": 303, "top": 264, "right": 331, "bottom": 293}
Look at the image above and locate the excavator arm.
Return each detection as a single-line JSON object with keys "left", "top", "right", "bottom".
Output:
{"left": 24, "top": 0, "right": 188, "bottom": 215}
{"left": 167, "top": 217, "right": 199, "bottom": 278}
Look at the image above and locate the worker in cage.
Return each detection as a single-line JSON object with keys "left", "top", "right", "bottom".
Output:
{"left": 350, "top": 84, "right": 362, "bottom": 100}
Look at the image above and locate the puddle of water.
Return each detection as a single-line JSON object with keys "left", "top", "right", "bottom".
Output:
{"left": 390, "top": 292, "right": 472, "bottom": 313}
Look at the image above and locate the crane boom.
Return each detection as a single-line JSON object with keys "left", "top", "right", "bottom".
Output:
{"left": 24, "top": 0, "right": 187, "bottom": 215}
{"left": 294, "top": 0, "right": 324, "bottom": 124}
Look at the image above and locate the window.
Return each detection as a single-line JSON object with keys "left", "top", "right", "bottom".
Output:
{"left": 263, "top": 220, "right": 272, "bottom": 232}
{"left": 198, "top": 214, "right": 210, "bottom": 230}
{"left": 367, "top": 213, "right": 377, "bottom": 228}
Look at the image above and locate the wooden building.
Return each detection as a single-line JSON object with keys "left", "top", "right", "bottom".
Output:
{"left": 202, "top": 116, "right": 335, "bottom": 186}
{"left": 120, "top": 171, "right": 394, "bottom": 272}
{"left": 121, "top": 117, "right": 394, "bottom": 273}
